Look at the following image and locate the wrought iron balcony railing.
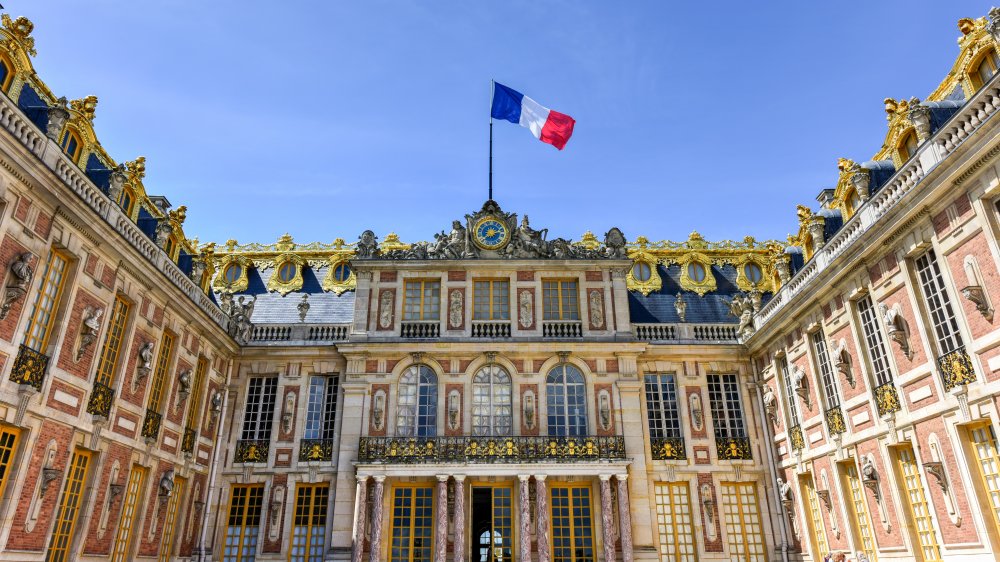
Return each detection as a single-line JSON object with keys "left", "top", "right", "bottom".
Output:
{"left": 825, "top": 405, "right": 847, "bottom": 435}
{"left": 299, "top": 438, "right": 335, "bottom": 462}
{"left": 234, "top": 438, "right": 270, "bottom": 463}
{"left": 141, "top": 409, "right": 163, "bottom": 441}
{"left": 181, "top": 426, "right": 197, "bottom": 454}
{"left": 938, "top": 347, "right": 976, "bottom": 392}
{"left": 10, "top": 344, "right": 49, "bottom": 391}
{"left": 85, "top": 381, "right": 115, "bottom": 418}
{"left": 358, "top": 435, "right": 626, "bottom": 464}
{"left": 873, "top": 382, "right": 902, "bottom": 417}
{"left": 650, "top": 436, "right": 686, "bottom": 460}
{"left": 788, "top": 424, "right": 805, "bottom": 451}
{"left": 716, "top": 436, "right": 752, "bottom": 461}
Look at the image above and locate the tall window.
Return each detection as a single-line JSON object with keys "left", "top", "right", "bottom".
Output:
{"left": 779, "top": 358, "right": 800, "bottom": 426}
{"left": 857, "top": 295, "right": 894, "bottom": 387}
{"left": 94, "top": 295, "right": 131, "bottom": 388}
{"left": 186, "top": 357, "right": 210, "bottom": 434}
{"left": 720, "top": 482, "right": 766, "bottom": 562}
{"left": 0, "top": 427, "right": 19, "bottom": 500}
{"left": 390, "top": 486, "right": 434, "bottom": 562}
{"left": 23, "top": 248, "right": 70, "bottom": 352}
{"left": 46, "top": 450, "right": 92, "bottom": 562}
{"left": 290, "top": 484, "right": 329, "bottom": 562}
{"left": 60, "top": 129, "right": 82, "bottom": 161}
{"left": 304, "top": 376, "right": 339, "bottom": 440}
{"left": 843, "top": 463, "right": 878, "bottom": 561}
{"left": 914, "top": 250, "right": 964, "bottom": 355}
{"left": 224, "top": 485, "right": 264, "bottom": 562}
{"left": 644, "top": 374, "right": 681, "bottom": 439}
{"left": 110, "top": 465, "right": 147, "bottom": 562}
{"left": 542, "top": 280, "right": 579, "bottom": 320}
{"left": 546, "top": 364, "right": 587, "bottom": 436}
{"left": 802, "top": 475, "right": 829, "bottom": 561}
{"left": 898, "top": 130, "right": 919, "bottom": 162}
{"left": 403, "top": 280, "right": 440, "bottom": 321}
{"left": 118, "top": 188, "right": 136, "bottom": 217}
{"left": 146, "top": 332, "right": 176, "bottom": 414}
{"left": 972, "top": 49, "right": 1000, "bottom": 90}
{"left": 157, "top": 476, "right": 185, "bottom": 562}
{"left": 969, "top": 423, "right": 1000, "bottom": 537}
{"left": 473, "top": 279, "right": 510, "bottom": 320}
{"left": 240, "top": 377, "right": 278, "bottom": 441}
{"left": 707, "top": 374, "right": 746, "bottom": 439}
{"left": 550, "top": 484, "right": 594, "bottom": 562}
{"left": 897, "top": 445, "right": 943, "bottom": 562}
{"left": 654, "top": 482, "right": 695, "bottom": 562}
{"left": 472, "top": 365, "right": 512, "bottom": 435}
{"left": 396, "top": 365, "right": 437, "bottom": 437}
{"left": 812, "top": 331, "right": 840, "bottom": 409}
{"left": 0, "top": 55, "right": 12, "bottom": 92}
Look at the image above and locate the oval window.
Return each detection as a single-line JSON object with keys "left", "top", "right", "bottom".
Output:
{"left": 224, "top": 262, "right": 243, "bottom": 283}
{"left": 277, "top": 261, "right": 296, "bottom": 283}
{"left": 744, "top": 263, "right": 763, "bottom": 284}
{"left": 632, "top": 262, "right": 651, "bottom": 282}
{"left": 333, "top": 262, "right": 352, "bottom": 282}
{"left": 687, "top": 262, "right": 707, "bottom": 283}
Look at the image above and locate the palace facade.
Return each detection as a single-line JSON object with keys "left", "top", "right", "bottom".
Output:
{"left": 0, "top": 8, "right": 995, "bottom": 562}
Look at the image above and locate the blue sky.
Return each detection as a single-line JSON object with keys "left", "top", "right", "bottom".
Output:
{"left": 21, "top": 1, "right": 992, "bottom": 247}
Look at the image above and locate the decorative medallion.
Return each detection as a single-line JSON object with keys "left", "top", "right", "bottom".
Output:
{"left": 472, "top": 215, "right": 511, "bottom": 251}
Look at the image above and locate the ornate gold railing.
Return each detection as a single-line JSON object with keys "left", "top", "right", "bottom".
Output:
{"left": 650, "top": 436, "right": 686, "bottom": 460}
{"left": 234, "top": 439, "right": 269, "bottom": 463}
{"left": 358, "top": 435, "right": 626, "bottom": 464}
{"left": 938, "top": 347, "right": 976, "bottom": 392}
{"left": 299, "top": 438, "right": 335, "bottom": 462}
{"left": 716, "top": 436, "right": 752, "bottom": 460}
{"left": 141, "top": 409, "right": 163, "bottom": 441}
{"left": 85, "top": 381, "right": 114, "bottom": 418}
{"left": 10, "top": 344, "right": 49, "bottom": 391}
{"left": 825, "top": 406, "right": 847, "bottom": 435}
{"left": 873, "top": 382, "right": 901, "bottom": 417}
{"left": 788, "top": 425, "right": 805, "bottom": 451}
{"left": 181, "top": 427, "right": 197, "bottom": 454}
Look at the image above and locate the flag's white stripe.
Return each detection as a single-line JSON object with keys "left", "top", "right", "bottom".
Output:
{"left": 518, "top": 95, "right": 550, "bottom": 139}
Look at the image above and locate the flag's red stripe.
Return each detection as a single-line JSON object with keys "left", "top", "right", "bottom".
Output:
{"left": 540, "top": 110, "right": 575, "bottom": 150}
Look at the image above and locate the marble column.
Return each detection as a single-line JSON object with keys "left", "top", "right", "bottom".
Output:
{"left": 435, "top": 475, "right": 449, "bottom": 562}
{"left": 368, "top": 476, "right": 385, "bottom": 562}
{"left": 535, "top": 474, "right": 550, "bottom": 562}
{"left": 351, "top": 475, "right": 368, "bottom": 562}
{"left": 599, "top": 475, "right": 616, "bottom": 562}
{"left": 518, "top": 475, "right": 532, "bottom": 562}
{"left": 454, "top": 475, "right": 466, "bottom": 562}
{"left": 616, "top": 474, "right": 634, "bottom": 562}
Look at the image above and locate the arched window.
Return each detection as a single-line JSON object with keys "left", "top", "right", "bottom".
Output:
{"left": 60, "top": 129, "right": 82, "bottom": 161}
{"left": 472, "top": 365, "right": 512, "bottom": 436}
{"left": 971, "top": 48, "right": 1000, "bottom": 90}
{"left": 396, "top": 365, "right": 437, "bottom": 436}
{"left": 897, "top": 129, "right": 919, "bottom": 162}
{"left": 119, "top": 188, "right": 135, "bottom": 216}
{"left": 0, "top": 55, "right": 13, "bottom": 93}
{"left": 845, "top": 188, "right": 861, "bottom": 217}
{"left": 546, "top": 364, "right": 587, "bottom": 436}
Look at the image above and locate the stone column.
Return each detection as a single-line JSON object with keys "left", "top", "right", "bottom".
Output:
{"left": 435, "top": 475, "right": 449, "bottom": 562}
{"left": 535, "top": 474, "right": 550, "bottom": 562}
{"left": 518, "top": 475, "right": 532, "bottom": 562}
{"left": 616, "top": 474, "right": 633, "bottom": 562}
{"left": 352, "top": 475, "right": 368, "bottom": 562}
{"left": 368, "top": 476, "right": 385, "bottom": 562}
{"left": 454, "top": 475, "right": 466, "bottom": 562}
{"left": 599, "top": 475, "right": 616, "bottom": 562}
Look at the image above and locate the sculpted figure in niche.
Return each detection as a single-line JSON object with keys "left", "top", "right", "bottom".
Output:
{"left": 777, "top": 477, "right": 793, "bottom": 502}
{"left": 1, "top": 252, "right": 34, "bottom": 319}
{"left": 762, "top": 385, "right": 778, "bottom": 427}
{"left": 77, "top": 307, "right": 104, "bottom": 361}
{"left": 159, "top": 468, "right": 175, "bottom": 497}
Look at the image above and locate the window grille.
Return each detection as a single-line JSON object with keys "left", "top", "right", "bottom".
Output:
{"left": 546, "top": 364, "right": 587, "bottom": 436}
{"left": 241, "top": 377, "right": 278, "bottom": 441}
{"left": 914, "top": 250, "right": 964, "bottom": 355}
{"left": 644, "top": 374, "right": 681, "bottom": 439}
{"left": 472, "top": 365, "right": 512, "bottom": 436}
{"left": 304, "top": 376, "right": 339, "bottom": 440}
{"left": 707, "top": 374, "right": 746, "bottom": 438}
{"left": 857, "top": 295, "right": 893, "bottom": 386}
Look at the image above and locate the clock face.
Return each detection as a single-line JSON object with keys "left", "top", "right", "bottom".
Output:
{"left": 473, "top": 217, "right": 510, "bottom": 250}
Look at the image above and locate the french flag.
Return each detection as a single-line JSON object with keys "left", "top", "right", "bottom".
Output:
{"left": 491, "top": 82, "right": 576, "bottom": 150}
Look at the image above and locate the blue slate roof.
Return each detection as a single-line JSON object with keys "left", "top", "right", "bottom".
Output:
{"left": 628, "top": 263, "right": 769, "bottom": 324}
{"left": 219, "top": 264, "right": 355, "bottom": 324}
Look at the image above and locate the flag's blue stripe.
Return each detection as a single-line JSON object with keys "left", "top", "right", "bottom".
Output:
{"left": 491, "top": 82, "right": 523, "bottom": 124}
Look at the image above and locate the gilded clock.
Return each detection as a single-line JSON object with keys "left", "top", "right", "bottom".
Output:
{"left": 473, "top": 216, "right": 511, "bottom": 250}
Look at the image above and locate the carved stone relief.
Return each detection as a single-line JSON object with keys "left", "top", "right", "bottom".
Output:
{"left": 448, "top": 289, "right": 463, "bottom": 329}
{"left": 589, "top": 290, "right": 605, "bottom": 329}
{"left": 77, "top": 306, "right": 104, "bottom": 361}
{"left": 0, "top": 252, "right": 33, "bottom": 320}
{"left": 518, "top": 290, "right": 533, "bottom": 329}
{"left": 378, "top": 290, "right": 394, "bottom": 330}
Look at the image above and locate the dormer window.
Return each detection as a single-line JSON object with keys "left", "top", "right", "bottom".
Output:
{"left": 743, "top": 263, "right": 763, "bottom": 285}
{"left": 687, "top": 263, "right": 706, "bottom": 283}
{"left": 276, "top": 261, "right": 296, "bottom": 283}
{"left": 972, "top": 49, "right": 1000, "bottom": 90}
{"left": 60, "top": 129, "right": 82, "bottom": 161}
{"left": 632, "top": 262, "right": 652, "bottom": 282}
{"left": 118, "top": 188, "right": 135, "bottom": 216}
{"left": 332, "top": 262, "right": 351, "bottom": 282}
{"left": 224, "top": 263, "right": 243, "bottom": 284}
{"left": 897, "top": 129, "right": 918, "bottom": 162}
{"left": 845, "top": 188, "right": 862, "bottom": 217}
{"left": 0, "top": 55, "right": 13, "bottom": 93}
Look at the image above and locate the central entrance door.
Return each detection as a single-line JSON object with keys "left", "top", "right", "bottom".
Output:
{"left": 471, "top": 486, "right": 513, "bottom": 562}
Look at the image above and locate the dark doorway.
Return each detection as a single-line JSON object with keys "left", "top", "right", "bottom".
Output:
{"left": 471, "top": 486, "right": 513, "bottom": 562}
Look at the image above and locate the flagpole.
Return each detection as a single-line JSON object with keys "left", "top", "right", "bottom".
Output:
{"left": 489, "top": 79, "right": 494, "bottom": 202}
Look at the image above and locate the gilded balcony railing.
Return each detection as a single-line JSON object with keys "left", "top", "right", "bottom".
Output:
{"left": 85, "top": 381, "right": 115, "bottom": 418}
{"left": 181, "top": 427, "right": 197, "bottom": 454}
{"left": 650, "top": 436, "right": 687, "bottom": 460}
{"left": 938, "top": 347, "right": 976, "bottom": 392}
{"left": 234, "top": 439, "right": 270, "bottom": 463}
{"left": 715, "top": 436, "right": 752, "bottom": 460}
{"left": 141, "top": 409, "right": 163, "bottom": 441}
{"left": 358, "top": 435, "right": 626, "bottom": 464}
{"left": 299, "top": 438, "right": 335, "bottom": 462}
{"left": 788, "top": 425, "right": 805, "bottom": 451}
{"left": 873, "top": 382, "right": 901, "bottom": 417}
{"left": 10, "top": 344, "right": 49, "bottom": 391}
{"left": 825, "top": 406, "right": 847, "bottom": 435}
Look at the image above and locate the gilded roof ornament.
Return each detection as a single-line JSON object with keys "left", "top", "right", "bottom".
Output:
{"left": 576, "top": 231, "right": 601, "bottom": 250}
{"left": 125, "top": 156, "right": 146, "bottom": 180}
{"left": 958, "top": 18, "right": 976, "bottom": 35}
{"left": 1, "top": 15, "right": 35, "bottom": 57}
{"left": 168, "top": 205, "right": 187, "bottom": 226}
{"left": 275, "top": 233, "right": 295, "bottom": 252}
{"left": 380, "top": 232, "right": 410, "bottom": 253}
{"left": 70, "top": 95, "right": 98, "bottom": 122}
